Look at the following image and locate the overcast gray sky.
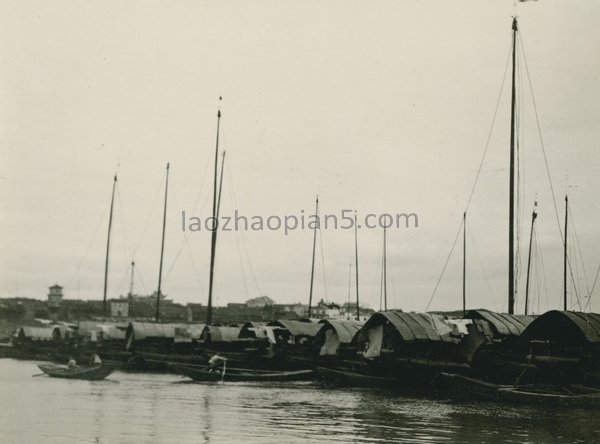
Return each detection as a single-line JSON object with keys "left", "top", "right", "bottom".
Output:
{"left": 1, "top": 0, "right": 599, "bottom": 314}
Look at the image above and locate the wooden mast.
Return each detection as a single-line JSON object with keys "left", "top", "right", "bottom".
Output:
{"left": 307, "top": 196, "right": 319, "bottom": 318}
{"left": 508, "top": 17, "right": 518, "bottom": 315}
{"left": 206, "top": 109, "right": 222, "bottom": 325}
{"left": 462, "top": 212, "right": 466, "bottom": 316}
{"left": 128, "top": 261, "right": 135, "bottom": 298}
{"left": 347, "top": 262, "right": 352, "bottom": 320}
{"left": 383, "top": 226, "right": 388, "bottom": 311}
{"left": 525, "top": 202, "right": 537, "bottom": 315}
{"left": 354, "top": 212, "right": 360, "bottom": 320}
{"left": 128, "top": 260, "right": 135, "bottom": 318}
{"left": 216, "top": 152, "right": 226, "bottom": 220}
{"left": 563, "top": 195, "right": 568, "bottom": 311}
{"left": 102, "top": 174, "right": 117, "bottom": 317}
{"left": 155, "top": 162, "right": 170, "bottom": 321}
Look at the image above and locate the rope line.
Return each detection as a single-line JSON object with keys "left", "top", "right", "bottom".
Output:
{"left": 425, "top": 218, "right": 464, "bottom": 312}
{"left": 426, "top": 38, "right": 512, "bottom": 311}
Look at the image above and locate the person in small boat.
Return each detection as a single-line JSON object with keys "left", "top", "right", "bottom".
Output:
{"left": 89, "top": 353, "right": 102, "bottom": 366}
{"left": 67, "top": 357, "right": 77, "bottom": 369}
{"left": 208, "top": 354, "right": 227, "bottom": 372}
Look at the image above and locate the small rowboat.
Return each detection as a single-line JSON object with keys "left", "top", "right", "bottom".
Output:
{"left": 169, "top": 363, "right": 314, "bottom": 382}
{"left": 37, "top": 363, "right": 114, "bottom": 381}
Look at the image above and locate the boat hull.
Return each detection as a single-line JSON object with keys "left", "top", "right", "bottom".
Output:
{"left": 37, "top": 364, "right": 114, "bottom": 381}
{"left": 439, "top": 372, "right": 600, "bottom": 408}
{"left": 169, "top": 363, "right": 314, "bottom": 382}
{"left": 315, "top": 365, "right": 397, "bottom": 388}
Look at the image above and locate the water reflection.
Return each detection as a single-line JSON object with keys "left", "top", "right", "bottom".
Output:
{"left": 0, "top": 359, "right": 598, "bottom": 444}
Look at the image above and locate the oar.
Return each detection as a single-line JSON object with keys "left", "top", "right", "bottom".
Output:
{"left": 220, "top": 360, "right": 227, "bottom": 383}
{"left": 32, "top": 373, "right": 47, "bottom": 377}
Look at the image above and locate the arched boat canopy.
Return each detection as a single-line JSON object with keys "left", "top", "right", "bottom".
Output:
{"left": 16, "top": 325, "right": 71, "bottom": 341}
{"left": 202, "top": 325, "right": 243, "bottom": 342}
{"left": 318, "top": 319, "right": 364, "bottom": 344}
{"left": 465, "top": 309, "right": 534, "bottom": 338}
{"left": 521, "top": 310, "right": 600, "bottom": 345}
{"left": 126, "top": 322, "right": 187, "bottom": 341}
{"left": 267, "top": 320, "right": 323, "bottom": 339}
{"left": 361, "top": 311, "right": 456, "bottom": 342}
{"left": 239, "top": 321, "right": 267, "bottom": 339}
{"left": 174, "top": 323, "right": 206, "bottom": 343}
{"left": 77, "top": 321, "right": 127, "bottom": 340}
{"left": 317, "top": 319, "right": 364, "bottom": 356}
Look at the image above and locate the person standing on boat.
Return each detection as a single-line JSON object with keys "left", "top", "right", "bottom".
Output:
{"left": 208, "top": 354, "right": 227, "bottom": 372}
{"left": 90, "top": 353, "right": 102, "bottom": 365}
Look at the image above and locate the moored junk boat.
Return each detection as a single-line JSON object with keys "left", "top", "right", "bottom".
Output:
{"left": 264, "top": 319, "right": 323, "bottom": 368}
{"left": 37, "top": 363, "right": 114, "bottom": 381}
{"left": 196, "top": 324, "right": 281, "bottom": 369}
{"left": 4, "top": 322, "right": 76, "bottom": 361}
{"left": 315, "top": 319, "right": 364, "bottom": 360}
{"left": 354, "top": 311, "right": 471, "bottom": 386}
{"left": 311, "top": 319, "right": 380, "bottom": 385}
{"left": 66, "top": 320, "right": 132, "bottom": 366}
{"left": 517, "top": 310, "right": 600, "bottom": 386}
{"left": 76, "top": 320, "right": 128, "bottom": 348}
{"left": 124, "top": 321, "right": 209, "bottom": 371}
{"left": 461, "top": 309, "right": 535, "bottom": 383}
{"left": 124, "top": 321, "right": 272, "bottom": 372}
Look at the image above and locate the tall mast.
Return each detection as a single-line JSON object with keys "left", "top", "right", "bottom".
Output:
{"left": 462, "top": 212, "right": 466, "bottom": 316}
{"left": 347, "top": 263, "right": 352, "bottom": 320}
{"left": 563, "top": 195, "right": 568, "bottom": 311}
{"left": 216, "top": 152, "right": 226, "bottom": 220}
{"left": 155, "top": 163, "right": 170, "bottom": 321}
{"left": 103, "top": 174, "right": 117, "bottom": 317}
{"left": 307, "top": 196, "right": 319, "bottom": 318}
{"left": 128, "top": 260, "right": 135, "bottom": 318}
{"left": 206, "top": 109, "right": 222, "bottom": 325}
{"left": 354, "top": 213, "right": 360, "bottom": 320}
{"left": 508, "top": 17, "right": 518, "bottom": 315}
{"left": 383, "top": 226, "right": 388, "bottom": 311}
{"left": 128, "top": 261, "right": 135, "bottom": 298}
{"left": 525, "top": 202, "right": 537, "bottom": 315}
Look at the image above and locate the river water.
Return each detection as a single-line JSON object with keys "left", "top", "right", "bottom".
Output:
{"left": 0, "top": 359, "right": 598, "bottom": 443}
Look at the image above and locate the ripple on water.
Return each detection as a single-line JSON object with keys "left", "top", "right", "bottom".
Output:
{"left": 1, "top": 359, "right": 599, "bottom": 444}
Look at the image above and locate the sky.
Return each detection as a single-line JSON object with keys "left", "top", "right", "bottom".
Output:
{"left": 1, "top": 0, "right": 599, "bottom": 314}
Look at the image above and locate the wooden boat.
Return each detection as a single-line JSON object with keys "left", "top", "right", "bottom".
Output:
{"left": 438, "top": 372, "right": 504, "bottom": 400}
{"left": 499, "top": 384, "right": 600, "bottom": 408}
{"left": 169, "top": 363, "right": 315, "bottom": 382}
{"left": 439, "top": 372, "right": 600, "bottom": 408}
{"left": 315, "top": 365, "right": 397, "bottom": 388}
{"left": 37, "top": 363, "right": 114, "bottom": 381}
